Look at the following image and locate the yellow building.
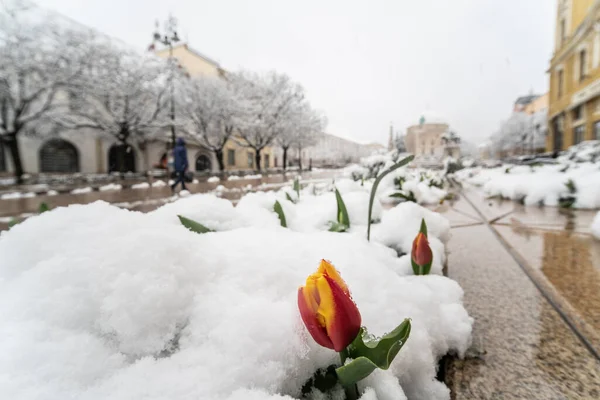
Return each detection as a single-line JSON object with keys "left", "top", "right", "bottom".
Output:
{"left": 155, "top": 44, "right": 275, "bottom": 172}
{"left": 548, "top": 0, "right": 600, "bottom": 152}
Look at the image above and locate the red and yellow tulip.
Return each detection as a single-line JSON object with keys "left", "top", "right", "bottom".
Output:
{"left": 411, "top": 218, "right": 433, "bottom": 275}
{"left": 298, "top": 260, "right": 362, "bottom": 352}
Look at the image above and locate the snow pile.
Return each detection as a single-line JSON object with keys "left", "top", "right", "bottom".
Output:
{"left": 99, "top": 183, "right": 123, "bottom": 192}
{"left": 47, "top": 190, "right": 59, "bottom": 196}
{"left": 207, "top": 176, "right": 220, "bottom": 183}
{"left": 152, "top": 180, "right": 166, "bottom": 188}
{"left": 1, "top": 192, "right": 36, "bottom": 200}
{"left": 457, "top": 163, "right": 600, "bottom": 209}
{"left": 244, "top": 174, "right": 263, "bottom": 180}
{"left": 70, "top": 187, "right": 93, "bottom": 195}
{"left": 593, "top": 212, "right": 600, "bottom": 240}
{"left": 560, "top": 140, "right": 600, "bottom": 163}
{"left": 0, "top": 200, "right": 471, "bottom": 400}
{"left": 227, "top": 175, "right": 241, "bottom": 181}
{"left": 131, "top": 182, "right": 150, "bottom": 190}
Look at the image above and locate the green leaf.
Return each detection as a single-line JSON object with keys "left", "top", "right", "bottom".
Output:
{"left": 367, "top": 155, "right": 414, "bottom": 241}
{"left": 7, "top": 218, "right": 20, "bottom": 229}
{"left": 336, "top": 320, "right": 411, "bottom": 386}
{"left": 350, "top": 320, "right": 411, "bottom": 369}
{"left": 177, "top": 215, "right": 214, "bottom": 234}
{"left": 285, "top": 192, "right": 295, "bottom": 203}
{"left": 419, "top": 218, "right": 428, "bottom": 237}
{"left": 335, "top": 356, "right": 379, "bottom": 387}
{"left": 328, "top": 221, "right": 349, "bottom": 233}
{"left": 293, "top": 177, "right": 301, "bottom": 198}
{"left": 38, "top": 202, "right": 50, "bottom": 214}
{"left": 334, "top": 187, "right": 350, "bottom": 228}
{"left": 273, "top": 200, "right": 287, "bottom": 228}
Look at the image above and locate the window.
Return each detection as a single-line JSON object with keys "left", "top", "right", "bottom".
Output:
{"left": 595, "top": 121, "right": 600, "bottom": 140}
{"left": 553, "top": 117, "right": 564, "bottom": 152}
{"left": 557, "top": 70, "right": 564, "bottom": 98}
{"left": 247, "top": 152, "right": 254, "bottom": 168}
{"left": 580, "top": 49, "right": 587, "bottom": 81}
{"left": 560, "top": 19, "right": 566, "bottom": 44}
{"left": 227, "top": 149, "right": 235, "bottom": 166}
{"left": 573, "top": 105, "right": 583, "bottom": 121}
{"left": 574, "top": 125, "right": 585, "bottom": 144}
{"left": 264, "top": 154, "right": 270, "bottom": 168}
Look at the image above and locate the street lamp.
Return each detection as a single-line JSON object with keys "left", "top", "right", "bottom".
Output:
{"left": 151, "top": 16, "right": 180, "bottom": 175}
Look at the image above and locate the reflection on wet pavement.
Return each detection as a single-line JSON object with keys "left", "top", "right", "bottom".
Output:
{"left": 445, "top": 188, "right": 600, "bottom": 399}
{"left": 0, "top": 170, "right": 340, "bottom": 223}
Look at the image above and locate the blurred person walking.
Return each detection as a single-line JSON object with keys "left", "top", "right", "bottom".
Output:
{"left": 171, "top": 137, "right": 189, "bottom": 193}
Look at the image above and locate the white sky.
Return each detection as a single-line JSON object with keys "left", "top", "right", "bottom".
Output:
{"left": 37, "top": 0, "right": 556, "bottom": 145}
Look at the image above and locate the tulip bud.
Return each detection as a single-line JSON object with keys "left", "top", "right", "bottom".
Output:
{"left": 411, "top": 219, "right": 433, "bottom": 275}
{"left": 298, "top": 260, "right": 362, "bottom": 352}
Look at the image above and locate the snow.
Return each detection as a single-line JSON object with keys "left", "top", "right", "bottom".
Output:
{"left": 0, "top": 166, "right": 471, "bottom": 400}
{"left": 152, "top": 180, "right": 166, "bottom": 188}
{"left": 99, "top": 183, "right": 123, "bottom": 192}
{"left": 593, "top": 212, "right": 600, "bottom": 240}
{"left": 207, "top": 176, "right": 220, "bottom": 183}
{"left": 244, "top": 174, "right": 263, "bottom": 179}
{"left": 70, "top": 187, "right": 93, "bottom": 195}
{"left": 47, "top": 190, "right": 59, "bottom": 196}
{"left": 1, "top": 192, "right": 24, "bottom": 200}
{"left": 0, "top": 199, "right": 471, "bottom": 400}
{"left": 228, "top": 175, "right": 241, "bottom": 181}
{"left": 131, "top": 182, "right": 150, "bottom": 190}
{"left": 0, "top": 192, "right": 37, "bottom": 200}
{"left": 457, "top": 163, "right": 600, "bottom": 209}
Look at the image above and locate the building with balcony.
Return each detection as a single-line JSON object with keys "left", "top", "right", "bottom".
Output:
{"left": 548, "top": 0, "right": 600, "bottom": 152}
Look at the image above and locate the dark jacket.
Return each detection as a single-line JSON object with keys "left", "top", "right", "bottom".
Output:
{"left": 173, "top": 137, "right": 188, "bottom": 172}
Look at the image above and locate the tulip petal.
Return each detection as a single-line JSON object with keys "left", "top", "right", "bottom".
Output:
{"left": 317, "top": 275, "right": 362, "bottom": 352}
{"left": 298, "top": 287, "right": 334, "bottom": 349}
{"left": 318, "top": 259, "right": 349, "bottom": 295}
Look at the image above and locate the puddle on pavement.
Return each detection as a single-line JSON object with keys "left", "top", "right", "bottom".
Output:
{"left": 494, "top": 223, "right": 600, "bottom": 348}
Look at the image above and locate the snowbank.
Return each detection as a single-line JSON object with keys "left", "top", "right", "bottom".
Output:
{"left": 152, "top": 180, "right": 166, "bottom": 188}
{"left": 228, "top": 175, "right": 241, "bottom": 181}
{"left": 47, "top": 190, "right": 59, "bottom": 196}
{"left": 99, "top": 183, "right": 123, "bottom": 192}
{"left": 1, "top": 192, "right": 36, "bottom": 200}
{"left": 593, "top": 212, "right": 600, "bottom": 240}
{"left": 0, "top": 195, "right": 471, "bottom": 400}
{"left": 131, "top": 182, "right": 150, "bottom": 190}
{"left": 457, "top": 163, "right": 600, "bottom": 209}
{"left": 207, "top": 176, "right": 220, "bottom": 183}
{"left": 70, "top": 187, "right": 93, "bottom": 195}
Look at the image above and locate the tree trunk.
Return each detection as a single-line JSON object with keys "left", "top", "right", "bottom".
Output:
{"left": 6, "top": 134, "right": 24, "bottom": 184}
{"left": 282, "top": 147, "right": 288, "bottom": 171}
{"left": 254, "top": 150, "right": 261, "bottom": 172}
{"left": 298, "top": 147, "right": 303, "bottom": 171}
{"left": 215, "top": 148, "right": 225, "bottom": 171}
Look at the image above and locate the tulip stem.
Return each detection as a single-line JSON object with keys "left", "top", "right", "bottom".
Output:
{"left": 339, "top": 350, "right": 359, "bottom": 400}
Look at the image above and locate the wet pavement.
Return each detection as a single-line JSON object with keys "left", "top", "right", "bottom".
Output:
{"left": 0, "top": 170, "right": 341, "bottom": 229}
{"left": 437, "top": 186, "right": 600, "bottom": 399}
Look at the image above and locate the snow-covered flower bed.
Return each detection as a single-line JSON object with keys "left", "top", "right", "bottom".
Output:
{"left": 0, "top": 175, "right": 472, "bottom": 400}
{"left": 455, "top": 142, "right": 600, "bottom": 209}
{"left": 344, "top": 151, "right": 448, "bottom": 206}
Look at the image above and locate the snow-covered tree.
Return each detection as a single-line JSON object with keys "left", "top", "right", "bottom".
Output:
{"left": 233, "top": 71, "right": 305, "bottom": 171}
{"left": 0, "top": 1, "right": 97, "bottom": 182}
{"left": 177, "top": 76, "right": 237, "bottom": 171}
{"left": 293, "top": 107, "right": 326, "bottom": 170}
{"left": 55, "top": 44, "right": 170, "bottom": 173}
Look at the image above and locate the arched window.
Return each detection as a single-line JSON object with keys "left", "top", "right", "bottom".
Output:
{"left": 195, "top": 154, "right": 211, "bottom": 172}
{"left": 39, "top": 139, "right": 79, "bottom": 173}
{"left": 108, "top": 143, "right": 136, "bottom": 173}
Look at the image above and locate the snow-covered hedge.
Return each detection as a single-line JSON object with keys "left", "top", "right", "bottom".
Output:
{"left": 344, "top": 152, "right": 448, "bottom": 206}
{"left": 0, "top": 181, "right": 472, "bottom": 400}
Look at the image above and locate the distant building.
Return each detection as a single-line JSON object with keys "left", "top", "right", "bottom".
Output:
{"left": 548, "top": 0, "right": 600, "bottom": 152}
{"left": 405, "top": 112, "right": 460, "bottom": 160}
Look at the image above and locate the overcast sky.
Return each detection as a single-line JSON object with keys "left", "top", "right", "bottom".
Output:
{"left": 37, "top": 0, "right": 556, "bottom": 145}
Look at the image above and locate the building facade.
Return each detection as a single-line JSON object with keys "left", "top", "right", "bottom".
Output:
{"left": 1, "top": 20, "right": 275, "bottom": 176}
{"left": 548, "top": 0, "right": 600, "bottom": 152}
{"left": 405, "top": 114, "right": 459, "bottom": 160}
